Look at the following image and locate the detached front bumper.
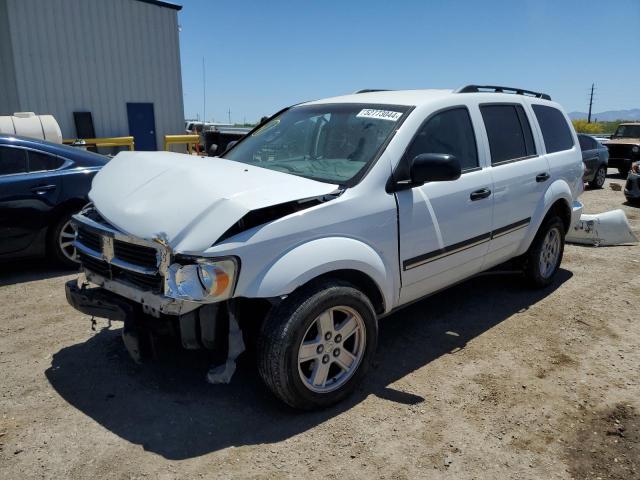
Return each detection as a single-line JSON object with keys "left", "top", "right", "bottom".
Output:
{"left": 66, "top": 277, "right": 230, "bottom": 362}
{"left": 65, "top": 279, "right": 135, "bottom": 321}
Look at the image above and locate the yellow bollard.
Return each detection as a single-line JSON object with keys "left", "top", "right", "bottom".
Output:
{"left": 163, "top": 134, "right": 200, "bottom": 154}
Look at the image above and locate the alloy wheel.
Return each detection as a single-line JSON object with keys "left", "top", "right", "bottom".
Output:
{"left": 58, "top": 219, "right": 78, "bottom": 263}
{"left": 297, "top": 306, "right": 366, "bottom": 393}
{"left": 539, "top": 227, "right": 561, "bottom": 278}
{"left": 596, "top": 166, "right": 606, "bottom": 187}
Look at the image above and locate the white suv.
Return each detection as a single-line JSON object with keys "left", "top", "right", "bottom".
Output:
{"left": 66, "top": 85, "right": 584, "bottom": 409}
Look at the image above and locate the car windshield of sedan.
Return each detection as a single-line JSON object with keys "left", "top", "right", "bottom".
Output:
{"left": 223, "top": 104, "right": 410, "bottom": 184}
{"left": 613, "top": 125, "right": 640, "bottom": 139}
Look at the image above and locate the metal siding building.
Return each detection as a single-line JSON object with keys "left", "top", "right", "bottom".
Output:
{"left": 0, "top": 0, "right": 184, "bottom": 150}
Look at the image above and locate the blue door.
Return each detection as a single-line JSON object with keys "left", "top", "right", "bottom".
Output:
{"left": 126, "top": 103, "right": 157, "bottom": 151}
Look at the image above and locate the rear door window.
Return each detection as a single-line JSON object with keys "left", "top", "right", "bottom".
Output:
{"left": 27, "top": 151, "right": 65, "bottom": 172}
{"left": 532, "top": 105, "right": 574, "bottom": 153}
{"left": 578, "top": 135, "right": 590, "bottom": 151}
{"left": 0, "top": 147, "right": 27, "bottom": 176}
{"left": 405, "top": 107, "right": 479, "bottom": 171}
{"left": 480, "top": 104, "right": 536, "bottom": 165}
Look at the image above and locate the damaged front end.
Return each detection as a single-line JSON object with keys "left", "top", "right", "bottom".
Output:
{"left": 66, "top": 205, "right": 247, "bottom": 381}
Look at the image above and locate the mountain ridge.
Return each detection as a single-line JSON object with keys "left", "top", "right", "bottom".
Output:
{"left": 569, "top": 108, "right": 640, "bottom": 121}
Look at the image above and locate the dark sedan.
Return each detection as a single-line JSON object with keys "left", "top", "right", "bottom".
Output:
{"left": 578, "top": 133, "right": 609, "bottom": 189}
{"left": 0, "top": 135, "right": 108, "bottom": 267}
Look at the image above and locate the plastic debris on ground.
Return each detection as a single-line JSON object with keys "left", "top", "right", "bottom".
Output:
{"left": 206, "top": 312, "right": 246, "bottom": 384}
{"left": 566, "top": 209, "right": 638, "bottom": 246}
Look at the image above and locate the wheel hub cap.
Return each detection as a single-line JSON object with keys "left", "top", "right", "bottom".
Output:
{"left": 539, "top": 227, "right": 561, "bottom": 278}
{"left": 297, "top": 306, "right": 366, "bottom": 393}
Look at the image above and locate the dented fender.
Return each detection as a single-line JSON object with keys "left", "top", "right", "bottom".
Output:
{"left": 239, "top": 237, "right": 396, "bottom": 313}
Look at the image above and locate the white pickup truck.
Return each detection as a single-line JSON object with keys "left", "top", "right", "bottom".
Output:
{"left": 65, "top": 85, "right": 584, "bottom": 409}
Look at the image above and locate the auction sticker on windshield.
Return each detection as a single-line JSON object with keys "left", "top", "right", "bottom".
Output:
{"left": 356, "top": 109, "right": 403, "bottom": 121}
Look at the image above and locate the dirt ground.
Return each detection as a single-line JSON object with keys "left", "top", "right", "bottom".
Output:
{"left": 1, "top": 169, "right": 638, "bottom": 480}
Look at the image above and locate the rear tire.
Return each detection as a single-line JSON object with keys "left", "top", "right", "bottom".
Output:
{"left": 589, "top": 165, "right": 606, "bottom": 189}
{"left": 49, "top": 211, "right": 79, "bottom": 268}
{"left": 524, "top": 216, "right": 565, "bottom": 288}
{"left": 257, "top": 280, "right": 377, "bottom": 410}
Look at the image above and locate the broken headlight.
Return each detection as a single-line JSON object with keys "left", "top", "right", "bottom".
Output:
{"left": 166, "top": 257, "right": 238, "bottom": 302}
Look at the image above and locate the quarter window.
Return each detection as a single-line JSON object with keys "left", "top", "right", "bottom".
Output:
{"left": 405, "top": 108, "right": 479, "bottom": 171}
{"left": 0, "top": 147, "right": 27, "bottom": 175}
{"left": 28, "top": 151, "right": 64, "bottom": 172}
{"left": 532, "top": 105, "right": 574, "bottom": 153}
{"left": 480, "top": 104, "right": 536, "bottom": 165}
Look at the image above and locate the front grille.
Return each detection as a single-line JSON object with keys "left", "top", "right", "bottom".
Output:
{"left": 77, "top": 227, "right": 101, "bottom": 252}
{"left": 113, "top": 240, "right": 158, "bottom": 269}
{"left": 607, "top": 144, "right": 633, "bottom": 159}
{"left": 74, "top": 220, "right": 164, "bottom": 293}
{"left": 112, "top": 265, "right": 163, "bottom": 291}
{"left": 78, "top": 251, "right": 110, "bottom": 277}
{"left": 79, "top": 252, "right": 163, "bottom": 292}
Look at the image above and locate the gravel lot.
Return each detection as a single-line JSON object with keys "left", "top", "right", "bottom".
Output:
{"left": 1, "top": 169, "right": 638, "bottom": 480}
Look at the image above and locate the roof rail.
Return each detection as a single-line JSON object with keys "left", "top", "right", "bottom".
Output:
{"left": 455, "top": 85, "right": 551, "bottom": 100}
{"left": 353, "top": 89, "right": 391, "bottom": 94}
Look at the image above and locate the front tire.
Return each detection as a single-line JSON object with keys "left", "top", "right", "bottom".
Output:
{"left": 589, "top": 165, "right": 606, "bottom": 189}
{"left": 524, "top": 216, "right": 565, "bottom": 288}
{"left": 257, "top": 280, "right": 378, "bottom": 410}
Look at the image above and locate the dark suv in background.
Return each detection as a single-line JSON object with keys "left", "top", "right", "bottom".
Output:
{"left": 605, "top": 123, "right": 640, "bottom": 176}
{"left": 0, "top": 135, "right": 108, "bottom": 267}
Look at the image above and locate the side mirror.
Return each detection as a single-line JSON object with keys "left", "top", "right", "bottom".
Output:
{"left": 208, "top": 143, "right": 219, "bottom": 156}
{"left": 409, "top": 153, "right": 461, "bottom": 185}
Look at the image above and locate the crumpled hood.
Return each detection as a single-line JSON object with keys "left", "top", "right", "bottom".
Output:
{"left": 89, "top": 151, "right": 338, "bottom": 251}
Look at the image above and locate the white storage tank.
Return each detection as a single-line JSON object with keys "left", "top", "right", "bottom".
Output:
{"left": 0, "top": 112, "right": 63, "bottom": 144}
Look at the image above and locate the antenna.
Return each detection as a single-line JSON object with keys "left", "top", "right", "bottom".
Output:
{"left": 587, "top": 83, "right": 595, "bottom": 123}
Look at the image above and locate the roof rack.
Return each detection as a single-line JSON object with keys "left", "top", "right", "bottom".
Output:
{"left": 353, "top": 89, "right": 391, "bottom": 94}
{"left": 455, "top": 85, "right": 551, "bottom": 100}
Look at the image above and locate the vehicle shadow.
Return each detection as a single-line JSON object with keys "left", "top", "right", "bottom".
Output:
{"left": 0, "top": 258, "right": 77, "bottom": 287}
{"left": 45, "top": 269, "right": 572, "bottom": 460}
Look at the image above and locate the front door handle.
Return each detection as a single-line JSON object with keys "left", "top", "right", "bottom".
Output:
{"left": 536, "top": 172, "right": 550, "bottom": 182}
{"left": 30, "top": 184, "right": 57, "bottom": 194}
{"left": 470, "top": 188, "right": 491, "bottom": 201}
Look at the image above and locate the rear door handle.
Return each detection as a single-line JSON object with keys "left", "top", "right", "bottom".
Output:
{"left": 30, "top": 184, "right": 57, "bottom": 194}
{"left": 470, "top": 188, "right": 491, "bottom": 201}
{"left": 536, "top": 172, "right": 550, "bottom": 182}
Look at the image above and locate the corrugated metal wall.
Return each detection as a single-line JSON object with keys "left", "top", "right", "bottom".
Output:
{"left": 3, "top": 0, "right": 184, "bottom": 147}
{"left": 0, "top": 0, "right": 20, "bottom": 113}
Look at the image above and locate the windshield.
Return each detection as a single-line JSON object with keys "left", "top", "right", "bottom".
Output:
{"left": 613, "top": 125, "right": 640, "bottom": 138}
{"left": 223, "top": 104, "right": 410, "bottom": 184}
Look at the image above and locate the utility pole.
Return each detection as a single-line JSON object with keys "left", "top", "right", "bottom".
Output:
{"left": 587, "top": 83, "right": 594, "bottom": 123}
{"left": 227, "top": 108, "right": 231, "bottom": 124}
{"left": 202, "top": 57, "right": 206, "bottom": 124}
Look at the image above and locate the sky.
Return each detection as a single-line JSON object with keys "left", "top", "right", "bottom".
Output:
{"left": 177, "top": 0, "right": 640, "bottom": 124}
